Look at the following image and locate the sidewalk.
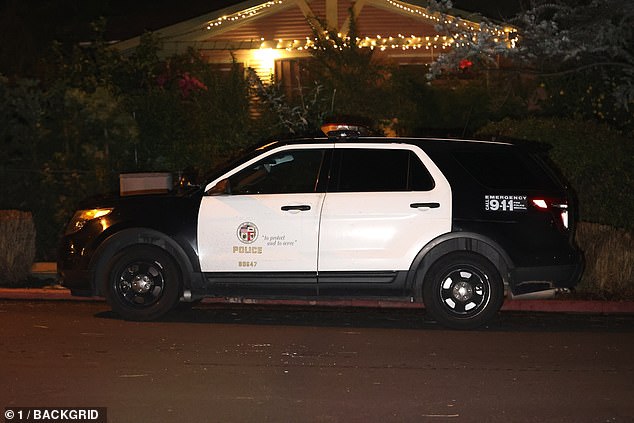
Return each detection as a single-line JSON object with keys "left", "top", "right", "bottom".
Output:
{"left": 1, "top": 263, "right": 632, "bottom": 314}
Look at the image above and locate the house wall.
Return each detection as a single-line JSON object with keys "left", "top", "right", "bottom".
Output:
{"left": 114, "top": 0, "right": 493, "bottom": 84}
{"left": 193, "top": 0, "right": 450, "bottom": 83}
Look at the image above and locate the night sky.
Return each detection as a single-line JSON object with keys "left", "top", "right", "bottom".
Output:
{"left": 104, "top": 0, "right": 524, "bottom": 40}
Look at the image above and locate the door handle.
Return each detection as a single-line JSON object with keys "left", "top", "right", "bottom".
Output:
{"left": 410, "top": 202, "right": 440, "bottom": 209}
{"left": 281, "top": 205, "right": 311, "bottom": 211}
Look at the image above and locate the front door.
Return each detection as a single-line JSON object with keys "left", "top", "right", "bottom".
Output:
{"left": 197, "top": 146, "right": 331, "bottom": 294}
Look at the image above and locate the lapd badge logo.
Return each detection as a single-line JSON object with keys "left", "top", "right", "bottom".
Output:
{"left": 237, "top": 222, "right": 258, "bottom": 244}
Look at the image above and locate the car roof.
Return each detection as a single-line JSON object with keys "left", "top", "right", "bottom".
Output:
{"left": 259, "top": 136, "right": 514, "bottom": 151}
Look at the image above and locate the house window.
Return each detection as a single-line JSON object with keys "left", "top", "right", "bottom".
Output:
{"left": 275, "top": 58, "right": 312, "bottom": 99}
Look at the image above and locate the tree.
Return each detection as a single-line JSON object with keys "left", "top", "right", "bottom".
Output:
{"left": 427, "top": 0, "right": 634, "bottom": 128}
{"left": 3, "top": 23, "right": 255, "bottom": 258}
{"left": 247, "top": 68, "right": 328, "bottom": 136}
{"left": 246, "top": 11, "right": 394, "bottom": 136}
{"left": 306, "top": 12, "right": 389, "bottom": 118}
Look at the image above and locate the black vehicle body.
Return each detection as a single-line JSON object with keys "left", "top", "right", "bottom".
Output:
{"left": 58, "top": 137, "right": 583, "bottom": 328}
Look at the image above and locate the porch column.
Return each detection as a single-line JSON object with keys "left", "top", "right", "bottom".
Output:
{"left": 326, "top": 0, "right": 337, "bottom": 29}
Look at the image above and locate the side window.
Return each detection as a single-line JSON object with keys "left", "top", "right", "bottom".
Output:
{"left": 453, "top": 150, "right": 559, "bottom": 190}
{"left": 228, "top": 149, "right": 325, "bottom": 195}
{"left": 334, "top": 149, "right": 435, "bottom": 192}
{"left": 409, "top": 151, "right": 436, "bottom": 191}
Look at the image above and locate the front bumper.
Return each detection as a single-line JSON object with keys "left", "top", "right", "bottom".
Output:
{"left": 57, "top": 237, "right": 96, "bottom": 296}
{"left": 57, "top": 267, "right": 94, "bottom": 296}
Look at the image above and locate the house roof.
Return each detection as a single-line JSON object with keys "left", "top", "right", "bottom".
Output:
{"left": 113, "top": 0, "right": 504, "bottom": 56}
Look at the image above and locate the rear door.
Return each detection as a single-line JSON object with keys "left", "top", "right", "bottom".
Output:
{"left": 317, "top": 144, "right": 451, "bottom": 291}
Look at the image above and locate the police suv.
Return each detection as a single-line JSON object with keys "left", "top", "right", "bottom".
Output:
{"left": 58, "top": 128, "right": 583, "bottom": 329}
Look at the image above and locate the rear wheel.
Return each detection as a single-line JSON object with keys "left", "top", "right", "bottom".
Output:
{"left": 105, "top": 245, "right": 181, "bottom": 321}
{"left": 423, "top": 252, "right": 504, "bottom": 329}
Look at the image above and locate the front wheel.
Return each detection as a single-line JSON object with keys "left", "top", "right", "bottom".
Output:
{"left": 105, "top": 245, "right": 181, "bottom": 321}
{"left": 423, "top": 252, "right": 504, "bottom": 330}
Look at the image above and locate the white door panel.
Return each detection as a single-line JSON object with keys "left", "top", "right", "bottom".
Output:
{"left": 198, "top": 145, "right": 330, "bottom": 273}
{"left": 198, "top": 194, "right": 324, "bottom": 272}
{"left": 318, "top": 192, "right": 450, "bottom": 271}
{"left": 318, "top": 144, "right": 452, "bottom": 272}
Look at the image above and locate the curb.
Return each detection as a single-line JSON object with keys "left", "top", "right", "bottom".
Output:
{"left": 500, "top": 299, "right": 634, "bottom": 314}
{"left": 0, "top": 287, "right": 100, "bottom": 301}
{"left": 1, "top": 286, "right": 634, "bottom": 314}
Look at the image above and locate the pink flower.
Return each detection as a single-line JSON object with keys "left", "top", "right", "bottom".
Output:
{"left": 178, "top": 72, "right": 208, "bottom": 98}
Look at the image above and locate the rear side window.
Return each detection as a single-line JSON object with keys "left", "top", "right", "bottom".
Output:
{"left": 453, "top": 149, "right": 559, "bottom": 190}
{"left": 332, "top": 148, "right": 435, "bottom": 192}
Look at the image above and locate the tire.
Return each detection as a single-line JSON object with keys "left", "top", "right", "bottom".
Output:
{"left": 105, "top": 245, "right": 181, "bottom": 321}
{"left": 423, "top": 252, "right": 504, "bottom": 330}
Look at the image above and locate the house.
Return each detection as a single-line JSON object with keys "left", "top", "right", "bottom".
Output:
{"left": 113, "top": 0, "right": 513, "bottom": 88}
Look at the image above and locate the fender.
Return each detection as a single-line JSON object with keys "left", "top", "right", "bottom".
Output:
{"left": 407, "top": 232, "right": 515, "bottom": 302}
{"left": 89, "top": 227, "right": 203, "bottom": 297}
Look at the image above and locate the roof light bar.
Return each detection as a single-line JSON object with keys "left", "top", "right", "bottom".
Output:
{"left": 321, "top": 122, "right": 371, "bottom": 140}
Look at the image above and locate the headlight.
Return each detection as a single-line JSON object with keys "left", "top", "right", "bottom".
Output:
{"left": 65, "top": 208, "right": 113, "bottom": 235}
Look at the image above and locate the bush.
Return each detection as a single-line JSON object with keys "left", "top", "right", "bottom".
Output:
{"left": 477, "top": 117, "right": 634, "bottom": 229}
{"left": 576, "top": 222, "right": 634, "bottom": 300}
{"left": 0, "top": 210, "right": 36, "bottom": 287}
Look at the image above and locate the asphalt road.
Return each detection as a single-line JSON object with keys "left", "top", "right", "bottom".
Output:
{"left": 1, "top": 300, "right": 633, "bottom": 423}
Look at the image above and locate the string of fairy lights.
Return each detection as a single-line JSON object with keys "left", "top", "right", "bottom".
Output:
{"left": 202, "top": 0, "right": 517, "bottom": 52}
{"left": 205, "top": 0, "right": 285, "bottom": 29}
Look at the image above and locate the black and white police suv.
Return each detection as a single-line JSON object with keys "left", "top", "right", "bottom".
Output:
{"left": 58, "top": 129, "right": 583, "bottom": 329}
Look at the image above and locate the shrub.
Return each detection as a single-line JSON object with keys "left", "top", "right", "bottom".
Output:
{"left": 576, "top": 222, "right": 634, "bottom": 300}
{"left": 0, "top": 210, "right": 36, "bottom": 287}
